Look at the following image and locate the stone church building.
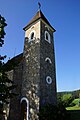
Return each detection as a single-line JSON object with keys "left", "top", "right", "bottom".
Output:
{"left": 6, "top": 9, "right": 57, "bottom": 120}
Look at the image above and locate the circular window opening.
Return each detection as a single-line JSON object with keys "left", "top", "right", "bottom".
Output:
{"left": 46, "top": 76, "right": 52, "bottom": 84}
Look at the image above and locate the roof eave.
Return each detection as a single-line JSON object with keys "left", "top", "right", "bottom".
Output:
{"left": 23, "top": 18, "right": 56, "bottom": 32}
{"left": 23, "top": 18, "right": 41, "bottom": 31}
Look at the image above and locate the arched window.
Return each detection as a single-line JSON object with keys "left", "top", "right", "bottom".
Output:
{"left": 46, "top": 32, "right": 48, "bottom": 40}
{"left": 29, "top": 30, "right": 36, "bottom": 42}
{"left": 30, "top": 32, "right": 34, "bottom": 39}
{"left": 45, "top": 57, "right": 52, "bottom": 64}
{"left": 45, "top": 31, "right": 50, "bottom": 43}
{"left": 20, "top": 97, "right": 29, "bottom": 120}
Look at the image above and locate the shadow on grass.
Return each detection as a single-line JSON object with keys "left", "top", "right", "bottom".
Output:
{"left": 67, "top": 110, "right": 80, "bottom": 120}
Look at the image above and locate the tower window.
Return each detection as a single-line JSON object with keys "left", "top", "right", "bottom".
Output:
{"left": 29, "top": 30, "right": 36, "bottom": 42}
{"left": 46, "top": 33, "right": 48, "bottom": 40}
{"left": 31, "top": 32, "right": 34, "bottom": 39}
{"left": 45, "top": 31, "right": 50, "bottom": 43}
{"left": 46, "top": 76, "right": 52, "bottom": 84}
{"left": 45, "top": 57, "right": 52, "bottom": 64}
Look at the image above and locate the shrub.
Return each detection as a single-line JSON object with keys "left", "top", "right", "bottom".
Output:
{"left": 39, "top": 104, "right": 70, "bottom": 120}
{"left": 71, "top": 98, "right": 80, "bottom": 106}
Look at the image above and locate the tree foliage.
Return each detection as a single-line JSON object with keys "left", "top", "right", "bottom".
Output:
{"left": 0, "top": 15, "right": 7, "bottom": 47}
{"left": 0, "top": 15, "right": 17, "bottom": 115}
{"left": 71, "top": 98, "right": 80, "bottom": 107}
{"left": 57, "top": 92, "right": 77, "bottom": 107}
{"left": 61, "top": 94, "right": 73, "bottom": 107}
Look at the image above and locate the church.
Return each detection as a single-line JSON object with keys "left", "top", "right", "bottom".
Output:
{"left": 6, "top": 6, "right": 57, "bottom": 120}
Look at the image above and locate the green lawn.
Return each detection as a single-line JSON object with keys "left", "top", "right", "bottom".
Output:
{"left": 66, "top": 98, "right": 80, "bottom": 110}
{"left": 67, "top": 110, "right": 80, "bottom": 120}
{"left": 66, "top": 106, "right": 80, "bottom": 110}
{"left": 66, "top": 106, "right": 80, "bottom": 120}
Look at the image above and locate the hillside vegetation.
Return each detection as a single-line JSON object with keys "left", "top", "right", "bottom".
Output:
{"left": 57, "top": 89, "right": 80, "bottom": 108}
{"left": 57, "top": 89, "right": 80, "bottom": 99}
{"left": 57, "top": 89, "right": 80, "bottom": 120}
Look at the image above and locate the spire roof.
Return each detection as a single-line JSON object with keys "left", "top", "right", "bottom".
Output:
{"left": 23, "top": 10, "right": 56, "bottom": 32}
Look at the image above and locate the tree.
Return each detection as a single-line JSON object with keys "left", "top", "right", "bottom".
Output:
{"left": 0, "top": 15, "right": 7, "bottom": 47}
{"left": 0, "top": 15, "right": 17, "bottom": 117}
{"left": 61, "top": 94, "right": 73, "bottom": 107}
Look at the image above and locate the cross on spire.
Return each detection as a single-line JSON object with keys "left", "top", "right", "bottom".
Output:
{"left": 38, "top": 2, "right": 41, "bottom": 10}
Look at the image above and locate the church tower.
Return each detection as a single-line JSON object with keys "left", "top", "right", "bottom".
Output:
{"left": 21, "top": 9, "right": 57, "bottom": 120}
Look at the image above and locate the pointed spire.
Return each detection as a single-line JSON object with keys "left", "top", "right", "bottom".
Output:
{"left": 23, "top": 8, "right": 56, "bottom": 32}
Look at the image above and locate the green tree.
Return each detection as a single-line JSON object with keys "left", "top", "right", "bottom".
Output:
{"left": 0, "top": 15, "right": 17, "bottom": 117}
{"left": 0, "top": 15, "right": 7, "bottom": 47}
{"left": 62, "top": 94, "right": 73, "bottom": 107}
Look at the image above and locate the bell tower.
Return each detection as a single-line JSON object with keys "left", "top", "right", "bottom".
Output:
{"left": 21, "top": 9, "right": 57, "bottom": 120}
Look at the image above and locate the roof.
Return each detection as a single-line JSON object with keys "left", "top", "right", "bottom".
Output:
{"left": 4, "top": 53, "right": 23, "bottom": 71}
{"left": 23, "top": 10, "right": 56, "bottom": 31}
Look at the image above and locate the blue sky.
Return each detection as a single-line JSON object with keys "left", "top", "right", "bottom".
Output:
{"left": 0, "top": 0, "right": 80, "bottom": 92}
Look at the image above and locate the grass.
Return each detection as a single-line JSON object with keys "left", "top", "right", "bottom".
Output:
{"left": 66, "top": 98, "right": 80, "bottom": 110}
{"left": 66, "top": 105, "right": 80, "bottom": 120}
{"left": 66, "top": 106, "right": 80, "bottom": 110}
{"left": 67, "top": 110, "right": 80, "bottom": 120}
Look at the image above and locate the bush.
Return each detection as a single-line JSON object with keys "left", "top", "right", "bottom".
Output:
{"left": 69, "top": 102, "right": 75, "bottom": 107}
{"left": 39, "top": 104, "right": 70, "bottom": 120}
{"left": 61, "top": 94, "right": 73, "bottom": 107}
{"left": 71, "top": 98, "right": 80, "bottom": 107}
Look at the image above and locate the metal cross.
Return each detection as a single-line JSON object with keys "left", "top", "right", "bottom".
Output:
{"left": 38, "top": 2, "right": 41, "bottom": 10}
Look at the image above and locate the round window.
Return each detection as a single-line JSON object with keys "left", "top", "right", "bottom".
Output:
{"left": 46, "top": 76, "right": 52, "bottom": 84}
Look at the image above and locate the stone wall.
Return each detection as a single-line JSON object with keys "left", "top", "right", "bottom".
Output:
{"left": 40, "top": 21, "right": 57, "bottom": 106}
{"left": 7, "top": 19, "right": 57, "bottom": 120}
{"left": 8, "top": 60, "right": 23, "bottom": 120}
{"left": 22, "top": 39, "right": 40, "bottom": 120}
{"left": 21, "top": 20, "right": 57, "bottom": 120}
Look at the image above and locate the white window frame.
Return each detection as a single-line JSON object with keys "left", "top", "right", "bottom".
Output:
{"left": 46, "top": 76, "right": 52, "bottom": 84}
{"left": 45, "top": 57, "right": 52, "bottom": 64}
{"left": 45, "top": 31, "right": 50, "bottom": 43}
{"left": 20, "top": 97, "right": 29, "bottom": 120}
{"left": 29, "top": 30, "right": 36, "bottom": 42}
